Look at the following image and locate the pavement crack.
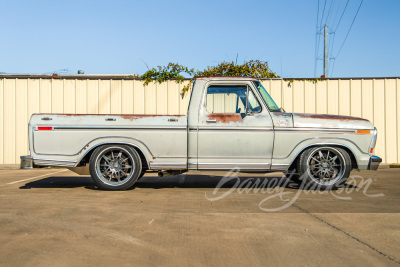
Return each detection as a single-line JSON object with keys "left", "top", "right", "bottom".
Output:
{"left": 292, "top": 203, "right": 400, "bottom": 265}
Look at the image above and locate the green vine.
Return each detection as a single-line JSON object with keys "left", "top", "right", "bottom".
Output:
{"left": 139, "top": 60, "right": 280, "bottom": 97}
{"left": 285, "top": 78, "right": 322, "bottom": 87}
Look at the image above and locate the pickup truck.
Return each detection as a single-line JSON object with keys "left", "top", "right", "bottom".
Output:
{"left": 27, "top": 76, "right": 382, "bottom": 190}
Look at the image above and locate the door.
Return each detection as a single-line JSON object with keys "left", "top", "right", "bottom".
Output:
{"left": 196, "top": 81, "right": 274, "bottom": 171}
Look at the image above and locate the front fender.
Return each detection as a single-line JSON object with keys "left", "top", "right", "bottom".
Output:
{"left": 271, "top": 135, "right": 371, "bottom": 170}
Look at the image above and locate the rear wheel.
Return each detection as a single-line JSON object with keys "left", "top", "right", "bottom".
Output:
{"left": 89, "top": 145, "right": 142, "bottom": 190}
{"left": 297, "top": 146, "right": 351, "bottom": 190}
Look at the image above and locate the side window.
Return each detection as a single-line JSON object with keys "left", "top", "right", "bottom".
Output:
{"left": 206, "top": 85, "right": 261, "bottom": 114}
{"left": 247, "top": 90, "right": 261, "bottom": 113}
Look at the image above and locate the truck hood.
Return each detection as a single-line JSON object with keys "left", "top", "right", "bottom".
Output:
{"left": 292, "top": 113, "right": 374, "bottom": 129}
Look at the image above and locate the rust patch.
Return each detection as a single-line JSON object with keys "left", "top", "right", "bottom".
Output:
{"left": 119, "top": 114, "right": 180, "bottom": 121}
{"left": 208, "top": 113, "right": 243, "bottom": 123}
{"left": 295, "top": 113, "right": 368, "bottom": 121}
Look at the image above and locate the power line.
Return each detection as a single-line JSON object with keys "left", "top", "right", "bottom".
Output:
{"left": 334, "top": 0, "right": 350, "bottom": 31}
{"left": 320, "top": 0, "right": 328, "bottom": 29}
{"left": 314, "top": 0, "right": 320, "bottom": 77}
{"left": 324, "top": 0, "right": 335, "bottom": 26}
{"left": 331, "top": 58, "right": 337, "bottom": 76}
{"left": 334, "top": 0, "right": 364, "bottom": 59}
{"left": 328, "top": 31, "right": 336, "bottom": 72}
{"left": 327, "top": 0, "right": 341, "bottom": 29}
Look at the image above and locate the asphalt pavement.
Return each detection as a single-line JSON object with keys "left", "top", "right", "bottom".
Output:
{"left": 0, "top": 168, "right": 399, "bottom": 266}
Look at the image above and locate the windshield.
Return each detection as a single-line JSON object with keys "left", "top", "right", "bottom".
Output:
{"left": 253, "top": 81, "right": 280, "bottom": 111}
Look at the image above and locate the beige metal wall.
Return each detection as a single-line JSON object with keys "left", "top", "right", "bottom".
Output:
{"left": 0, "top": 78, "right": 398, "bottom": 165}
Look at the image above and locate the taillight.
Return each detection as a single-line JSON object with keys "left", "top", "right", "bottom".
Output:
{"left": 37, "top": 127, "right": 53, "bottom": 131}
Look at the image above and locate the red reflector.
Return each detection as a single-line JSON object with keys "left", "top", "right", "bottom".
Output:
{"left": 370, "top": 148, "right": 374, "bottom": 154}
{"left": 38, "top": 127, "right": 53, "bottom": 131}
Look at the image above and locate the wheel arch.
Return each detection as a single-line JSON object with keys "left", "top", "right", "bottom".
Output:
{"left": 287, "top": 143, "right": 359, "bottom": 172}
{"left": 76, "top": 140, "right": 152, "bottom": 170}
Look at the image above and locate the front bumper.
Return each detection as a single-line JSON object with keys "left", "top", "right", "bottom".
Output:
{"left": 368, "top": 155, "right": 382, "bottom": 170}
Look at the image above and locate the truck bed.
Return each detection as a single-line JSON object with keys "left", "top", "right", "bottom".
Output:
{"left": 29, "top": 113, "right": 187, "bottom": 169}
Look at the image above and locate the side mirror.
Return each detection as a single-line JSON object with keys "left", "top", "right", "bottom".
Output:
{"left": 245, "top": 108, "right": 254, "bottom": 116}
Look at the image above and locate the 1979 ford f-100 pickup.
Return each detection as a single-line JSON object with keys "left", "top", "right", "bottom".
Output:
{"left": 27, "top": 77, "right": 382, "bottom": 190}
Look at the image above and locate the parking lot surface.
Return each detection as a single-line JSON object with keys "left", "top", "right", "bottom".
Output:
{"left": 0, "top": 168, "right": 399, "bottom": 266}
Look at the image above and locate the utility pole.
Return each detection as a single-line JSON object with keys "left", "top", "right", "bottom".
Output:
{"left": 324, "top": 24, "right": 328, "bottom": 77}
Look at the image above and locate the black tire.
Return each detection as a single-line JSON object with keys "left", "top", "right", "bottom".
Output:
{"left": 297, "top": 146, "right": 351, "bottom": 190}
{"left": 89, "top": 145, "right": 142, "bottom": 190}
{"left": 138, "top": 170, "right": 146, "bottom": 180}
{"left": 284, "top": 168, "right": 301, "bottom": 183}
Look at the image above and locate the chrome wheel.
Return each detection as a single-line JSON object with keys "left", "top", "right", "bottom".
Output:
{"left": 95, "top": 147, "right": 135, "bottom": 186}
{"left": 306, "top": 147, "right": 346, "bottom": 186}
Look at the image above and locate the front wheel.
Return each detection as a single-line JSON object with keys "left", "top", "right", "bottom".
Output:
{"left": 297, "top": 146, "right": 351, "bottom": 190}
{"left": 89, "top": 145, "right": 142, "bottom": 190}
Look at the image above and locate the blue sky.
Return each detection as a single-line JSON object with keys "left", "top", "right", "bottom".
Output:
{"left": 0, "top": 0, "right": 399, "bottom": 78}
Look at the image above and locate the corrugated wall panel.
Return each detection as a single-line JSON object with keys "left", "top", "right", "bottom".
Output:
{"left": 133, "top": 80, "right": 145, "bottom": 114}
{"left": 361, "top": 79, "right": 374, "bottom": 124}
{"left": 0, "top": 78, "right": 399, "bottom": 165}
{"left": 63, "top": 79, "right": 76, "bottom": 113}
{"left": 269, "top": 80, "right": 283, "bottom": 108}
{"left": 121, "top": 80, "right": 134, "bottom": 114}
{"left": 293, "top": 81, "right": 305, "bottom": 113}
{"left": 111, "top": 80, "right": 122, "bottom": 114}
{"left": 87, "top": 80, "right": 99, "bottom": 114}
{"left": 27, "top": 79, "right": 40, "bottom": 156}
{"left": 156, "top": 82, "right": 168, "bottom": 115}
{"left": 51, "top": 79, "right": 64, "bottom": 113}
{"left": 327, "top": 80, "right": 339, "bottom": 115}
{"left": 350, "top": 80, "right": 362, "bottom": 118}
{"left": 316, "top": 81, "right": 327, "bottom": 114}
{"left": 385, "top": 79, "right": 397, "bottom": 163}
{"left": 75, "top": 80, "right": 87, "bottom": 114}
{"left": 15, "top": 79, "right": 28, "bottom": 162}
{"left": 4, "top": 79, "right": 16, "bottom": 164}
{"left": 339, "top": 80, "right": 351, "bottom": 115}
{"left": 144, "top": 82, "right": 157, "bottom": 114}
{"left": 304, "top": 81, "right": 316, "bottom": 114}
{"left": 179, "top": 81, "right": 191, "bottom": 115}
{"left": 39, "top": 79, "right": 52, "bottom": 113}
{"left": 99, "top": 80, "right": 111, "bottom": 114}
{"left": 167, "top": 80, "right": 180, "bottom": 115}
{"left": 0, "top": 80, "right": 4, "bottom": 164}
{"left": 282, "top": 81, "right": 293, "bottom": 113}
{"left": 373, "top": 79, "right": 386, "bottom": 163}
{"left": 397, "top": 79, "right": 400, "bottom": 163}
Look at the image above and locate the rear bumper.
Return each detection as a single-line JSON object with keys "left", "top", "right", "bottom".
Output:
{"left": 368, "top": 155, "right": 382, "bottom": 170}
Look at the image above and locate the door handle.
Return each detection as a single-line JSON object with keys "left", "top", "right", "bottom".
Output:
{"left": 41, "top": 117, "right": 52, "bottom": 121}
{"left": 105, "top": 118, "right": 116, "bottom": 121}
{"left": 206, "top": 119, "right": 217, "bottom": 123}
{"left": 168, "top": 118, "right": 178, "bottom": 122}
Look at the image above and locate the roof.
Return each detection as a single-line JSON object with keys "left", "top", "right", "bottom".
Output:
{"left": 195, "top": 76, "right": 257, "bottom": 81}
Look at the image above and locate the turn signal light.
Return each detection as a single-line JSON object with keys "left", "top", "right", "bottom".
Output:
{"left": 356, "top": 130, "right": 371, "bottom": 134}
{"left": 37, "top": 127, "right": 53, "bottom": 131}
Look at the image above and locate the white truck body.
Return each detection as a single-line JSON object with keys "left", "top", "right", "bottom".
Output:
{"left": 27, "top": 77, "right": 381, "bottom": 190}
